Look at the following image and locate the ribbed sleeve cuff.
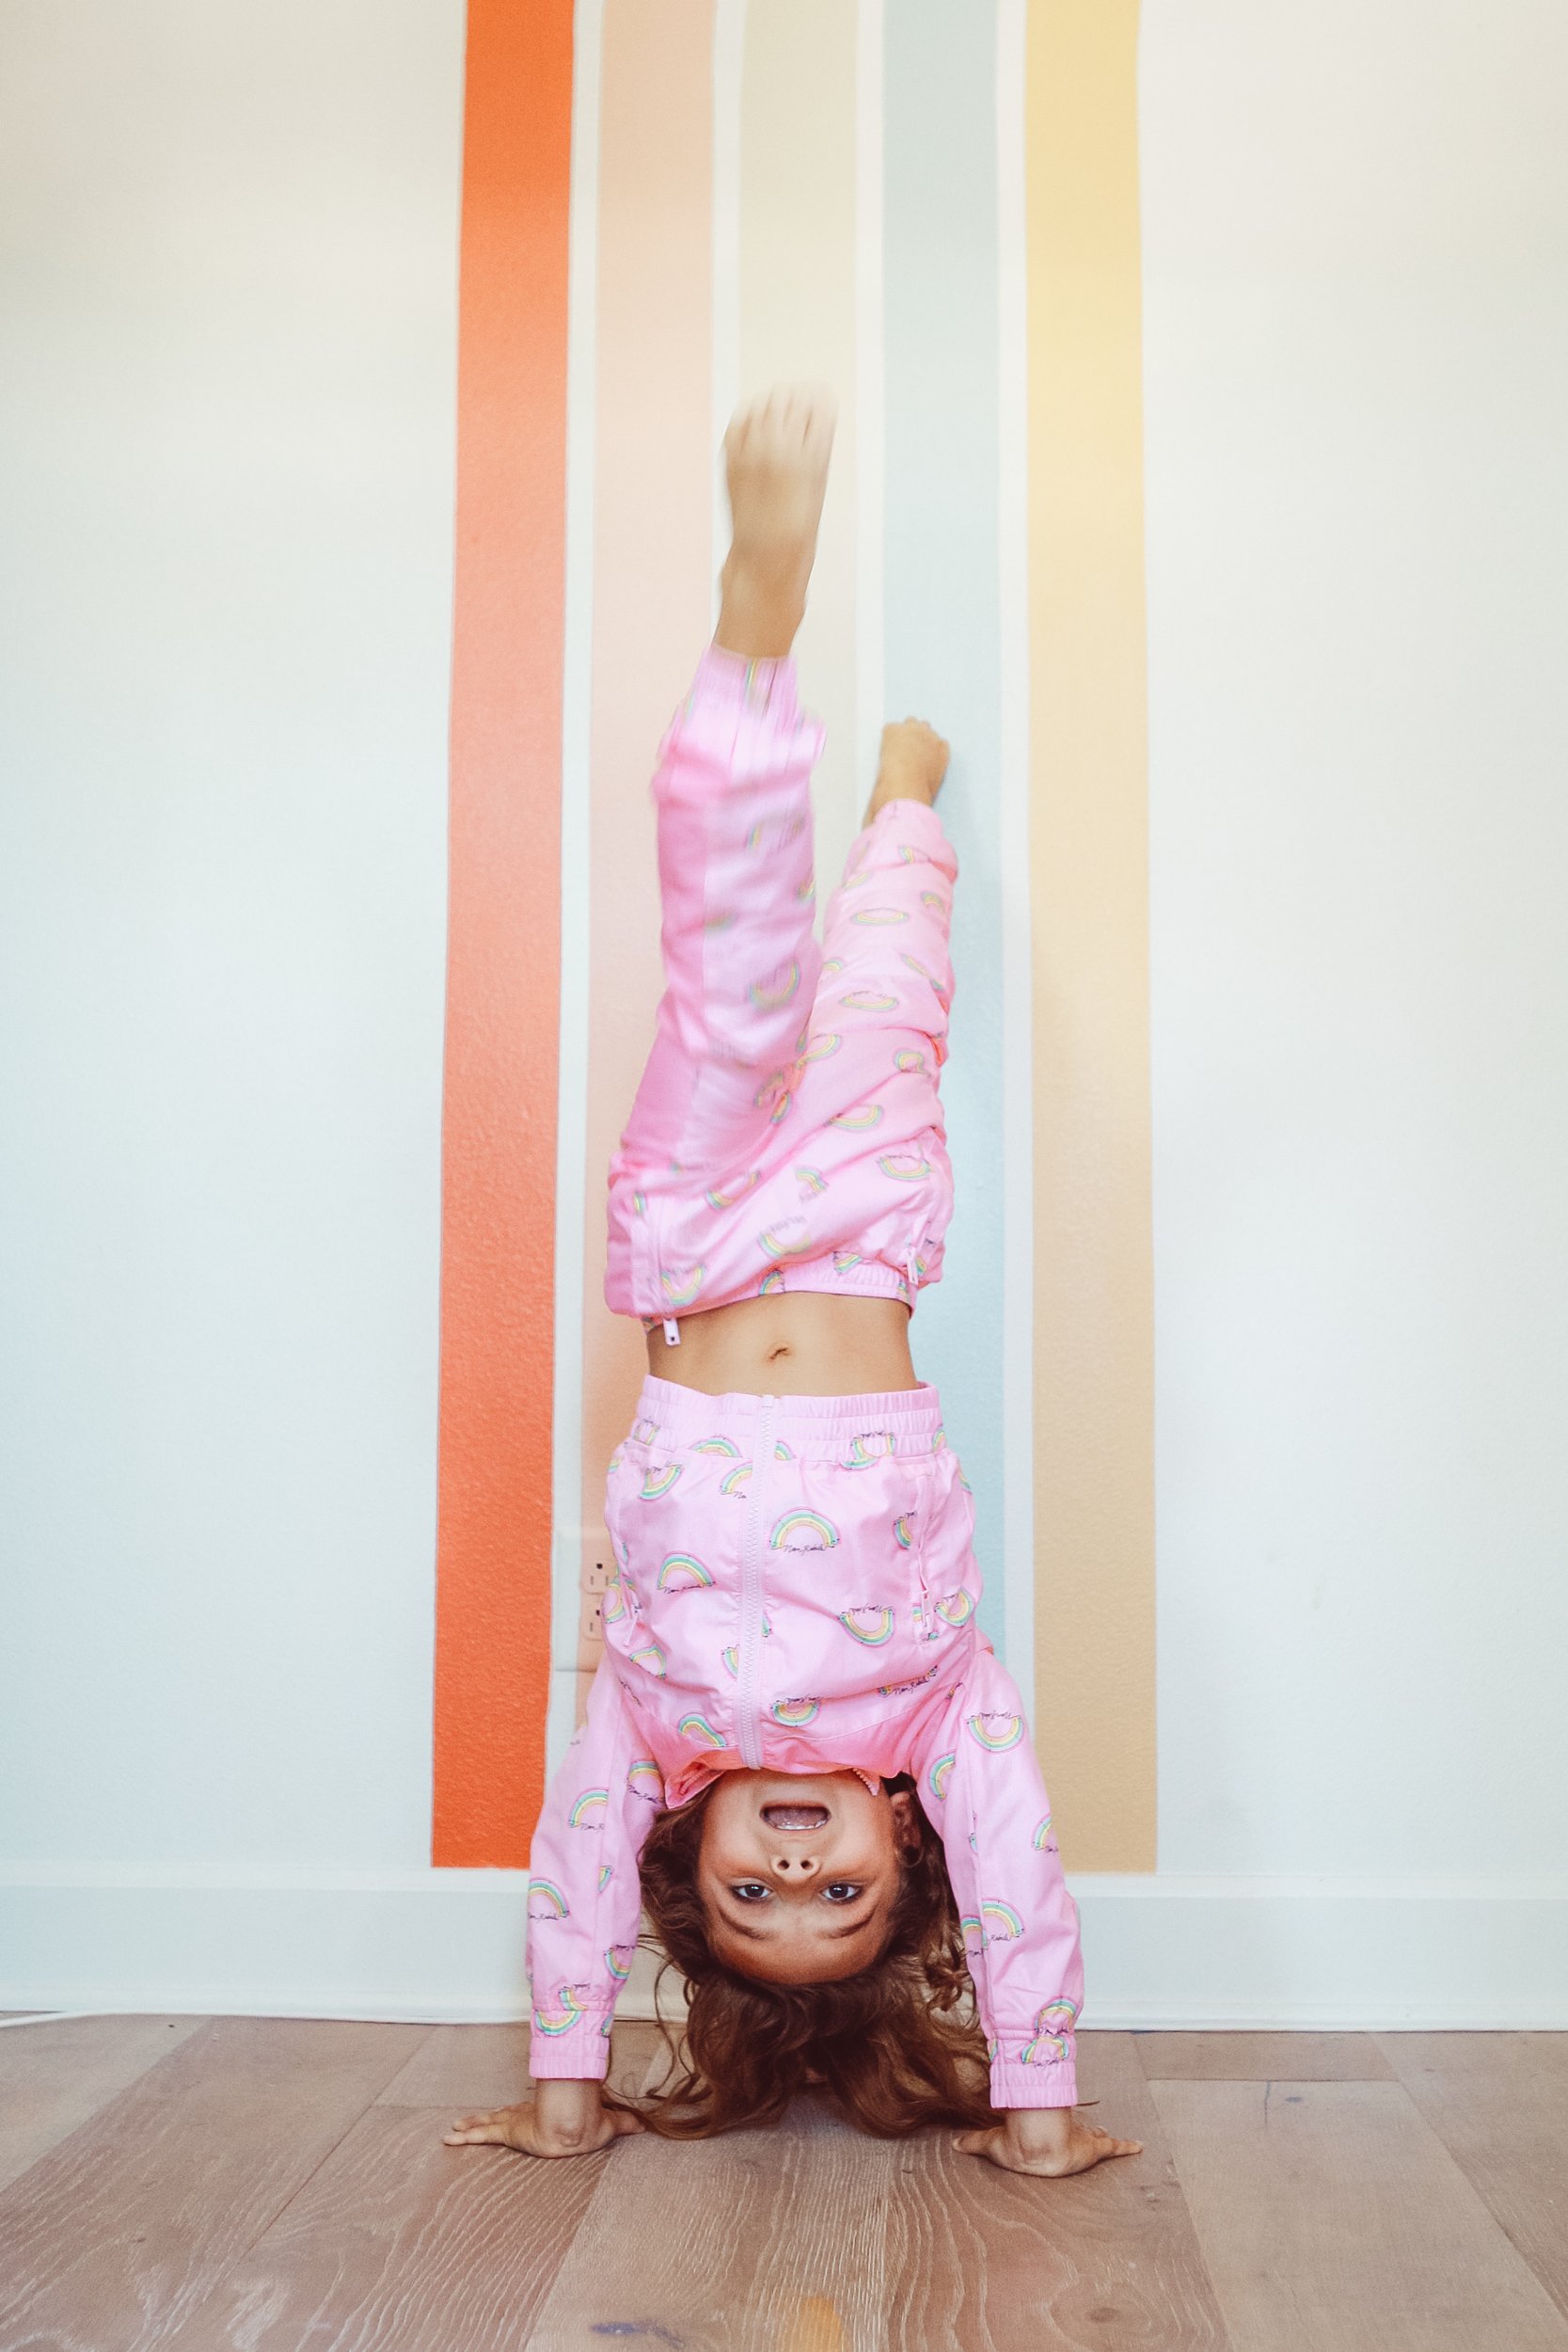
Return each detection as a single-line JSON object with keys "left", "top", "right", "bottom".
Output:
{"left": 989, "top": 2058, "right": 1078, "bottom": 2111}
{"left": 526, "top": 2007, "right": 614, "bottom": 2080}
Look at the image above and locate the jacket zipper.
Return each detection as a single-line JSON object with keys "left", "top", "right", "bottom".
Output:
{"left": 737, "top": 1394, "right": 776, "bottom": 1769}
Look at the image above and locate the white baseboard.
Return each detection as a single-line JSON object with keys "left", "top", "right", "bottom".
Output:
{"left": 3, "top": 1868, "right": 1565, "bottom": 2029}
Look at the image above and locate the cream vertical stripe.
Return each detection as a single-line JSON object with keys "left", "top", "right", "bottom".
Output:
{"left": 546, "top": 0, "right": 605, "bottom": 1772}
{"left": 1026, "top": 0, "right": 1156, "bottom": 1870}
{"left": 738, "top": 0, "right": 861, "bottom": 889}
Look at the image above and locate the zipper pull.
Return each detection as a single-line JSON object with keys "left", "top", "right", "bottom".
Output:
{"left": 663, "top": 1318, "right": 681, "bottom": 1346}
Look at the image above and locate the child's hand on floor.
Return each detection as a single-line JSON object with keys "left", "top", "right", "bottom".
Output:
{"left": 442, "top": 2079, "right": 644, "bottom": 2160}
{"left": 955, "top": 2106, "right": 1143, "bottom": 2179}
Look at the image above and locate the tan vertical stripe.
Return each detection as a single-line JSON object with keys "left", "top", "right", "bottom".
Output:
{"left": 1026, "top": 0, "right": 1156, "bottom": 1870}
{"left": 578, "top": 0, "right": 715, "bottom": 1698}
{"left": 738, "top": 0, "right": 862, "bottom": 891}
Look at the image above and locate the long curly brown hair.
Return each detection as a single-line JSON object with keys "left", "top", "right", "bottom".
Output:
{"left": 605, "top": 1775, "right": 995, "bottom": 2138}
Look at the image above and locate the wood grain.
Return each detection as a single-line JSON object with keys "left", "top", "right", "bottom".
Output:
{"left": 1376, "top": 2032, "right": 1568, "bottom": 2322}
{"left": 1135, "top": 2032, "right": 1393, "bottom": 2083}
{"left": 0, "top": 2012, "right": 203, "bottom": 2192}
{"left": 160, "top": 2102, "right": 614, "bottom": 2351}
{"left": 1152, "top": 2077, "right": 1568, "bottom": 2352}
{"left": 376, "top": 2021, "right": 667, "bottom": 2109}
{"left": 0, "top": 2014, "right": 426, "bottom": 2351}
{"left": 880, "top": 2031, "right": 1227, "bottom": 2352}
{"left": 523, "top": 2092, "right": 905, "bottom": 2352}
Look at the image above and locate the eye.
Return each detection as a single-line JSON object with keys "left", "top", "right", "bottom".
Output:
{"left": 731, "top": 1881, "right": 770, "bottom": 1902}
{"left": 823, "top": 1882, "right": 863, "bottom": 1904}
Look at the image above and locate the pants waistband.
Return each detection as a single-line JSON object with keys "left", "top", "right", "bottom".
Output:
{"left": 631, "top": 1373, "right": 947, "bottom": 1457}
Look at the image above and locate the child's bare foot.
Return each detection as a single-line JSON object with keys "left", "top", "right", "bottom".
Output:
{"left": 864, "top": 718, "right": 949, "bottom": 825}
{"left": 954, "top": 2106, "right": 1144, "bottom": 2179}
{"left": 715, "top": 385, "right": 837, "bottom": 660}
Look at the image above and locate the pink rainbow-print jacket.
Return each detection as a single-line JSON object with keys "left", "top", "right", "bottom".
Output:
{"left": 526, "top": 1375, "right": 1085, "bottom": 2112}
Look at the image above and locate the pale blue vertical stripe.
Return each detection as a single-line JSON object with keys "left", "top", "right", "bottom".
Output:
{"left": 883, "top": 2, "right": 1006, "bottom": 1655}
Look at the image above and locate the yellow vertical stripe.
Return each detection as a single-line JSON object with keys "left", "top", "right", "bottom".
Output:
{"left": 1026, "top": 0, "right": 1156, "bottom": 1870}
{"left": 738, "top": 0, "right": 862, "bottom": 889}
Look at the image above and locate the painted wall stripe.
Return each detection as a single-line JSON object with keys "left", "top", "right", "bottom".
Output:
{"left": 433, "top": 0, "right": 573, "bottom": 1865}
{"left": 738, "top": 0, "right": 861, "bottom": 893}
{"left": 882, "top": 0, "right": 1009, "bottom": 1660}
{"left": 576, "top": 0, "right": 716, "bottom": 1703}
{"left": 546, "top": 0, "right": 605, "bottom": 1782}
{"left": 996, "top": 0, "right": 1037, "bottom": 1718}
{"left": 1026, "top": 0, "right": 1157, "bottom": 1870}
{"left": 711, "top": 0, "right": 746, "bottom": 625}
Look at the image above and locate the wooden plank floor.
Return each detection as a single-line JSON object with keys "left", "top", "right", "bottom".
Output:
{"left": 0, "top": 2020, "right": 1564, "bottom": 2351}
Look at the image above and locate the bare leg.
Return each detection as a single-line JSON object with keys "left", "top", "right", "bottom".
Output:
{"left": 714, "top": 385, "right": 837, "bottom": 660}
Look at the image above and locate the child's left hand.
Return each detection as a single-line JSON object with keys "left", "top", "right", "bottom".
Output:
{"left": 955, "top": 2106, "right": 1143, "bottom": 2178}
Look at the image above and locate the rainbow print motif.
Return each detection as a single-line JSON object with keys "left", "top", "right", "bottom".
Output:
{"left": 800, "top": 1032, "right": 841, "bottom": 1062}
{"left": 960, "top": 1914, "right": 986, "bottom": 1955}
{"left": 720, "top": 1462, "right": 752, "bottom": 1499}
{"left": 771, "top": 1510, "right": 840, "bottom": 1553}
{"left": 770, "top": 1696, "right": 820, "bottom": 1726}
{"left": 605, "top": 1944, "right": 636, "bottom": 1982}
{"left": 692, "top": 1436, "right": 741, "bottom": 1456}
{"left": 893, "top": 1513, "right": 913, "bottom": 1549}
{"left": 850, "top": 906, "right": 909, "bottom": 926}
{"left": 597, "top": 1863, "right": 613, "bottom": 1890}
{"left": 935, "top": 1587, "right": 976, "bottom": 1629}
{"left": 829, "top": 1102, "right": 884, "bottom": 1131}
{"left": 967, "top": 1710, "right": 1024, "bottom": 1752}
{"left": 838, "top": 989, "right": 898, "bottom": 1013}
{"left": 704, "top": 1171, "right": 759, "bottom": 1212}
{"left": 928, "top": 1751, "right": 956, "bottom": 1803}
{"left": 532, "top": 1982, "right": 587, "bottom": 2036}
{"left": 757, "top": 1216, "right": 813, "bottom": 1261}
{"left": 748, "top": 958, "right": 801, "bottom": 1010}
{"left": 878, "top": 1151, "right": 932, "bottom": 1184}
{"left": 639, "top": 1463, "right": 683, "bottom": 1500}
{"left": 626, "top": 1758, "right": 663, "bottom": 1805}
{"left": 628, "top": 1640, "right": 668, "bottom": 1678}
{"left": 981, "top": 1900, "right": 1023, "bottom": 1944}
{"left": 657, "top": 1552, "right": 714, "bottom": 1590}
{"left": 658, "top": 1266, "right": 705, "bottom": 1310}
{"left": 757, "top": 1268, "right": 785, "bottom": 1295}
{"left": 844, "top": 1429, "right": 895, "bottom": 1468}
{"left": 921, "top": 890, "right": 946, "bottom": 913}
{"left": 1032, "top": 1813, "right": 1054, "bottom": 1850}
{"left": 567, "top": 1788, "right": 609, "bottom": 1828}
{"left": 794, "top": 1166, "right": 829, "bottom": 1197}
{"left": 838, "top": 1605, "right": 895, "bottom": 1645}
{"left": 894, "top": 1048, "right": 926, "bottom": 1074}
{"left": 832, "top": 1248, "right": 863, "bottom": 1276}
{"left": 677, "top": 1711, "right": 726, "bottom": 1749}
{"left": 527, "top": 1878, "right": 569, "bottom": 1921}
{"left": 1021, "top": 1997, "right": 1081, "bottom": 2066}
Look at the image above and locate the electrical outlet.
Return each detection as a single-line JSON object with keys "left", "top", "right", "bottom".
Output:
{"left": 585, "top": 1560, "right": 610, "bottom": 1593}
{"left": 581, "top": 1598, "right": 604, "bottom": 1644}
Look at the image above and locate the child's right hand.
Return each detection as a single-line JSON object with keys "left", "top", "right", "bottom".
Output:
{"left": 442, "top": 2079, "right": 645, "bottom": 2159}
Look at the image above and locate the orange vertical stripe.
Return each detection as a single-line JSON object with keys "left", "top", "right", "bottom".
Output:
{"left": 433, "top": 0, "right": 573, "bottom": 1866}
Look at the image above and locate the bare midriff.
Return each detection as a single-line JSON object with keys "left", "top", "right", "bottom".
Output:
{"left": 643, "top": 1292, "right": 921, "bottom": 1398}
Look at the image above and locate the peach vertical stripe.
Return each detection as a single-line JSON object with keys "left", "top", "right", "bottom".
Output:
{"left": 738, "top": 0, "right": 862, "bottom": 893}
{"left": 1026, "top": 0, "right": 1157, "bottom": 1870}
{"left": 432, "top": 0, "right": 572, "bottom": 1867}
{"left": 576, "top": 0, "right": 715, "bottom": 1706}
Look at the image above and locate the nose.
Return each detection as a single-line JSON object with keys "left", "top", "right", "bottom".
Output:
{"left": 768, "top": 1850, "right": 821, "bottom": 1882}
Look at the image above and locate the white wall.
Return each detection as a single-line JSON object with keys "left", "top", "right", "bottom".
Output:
{"left": 1141, "top": 0, "right": 1568, "bottom": 1885}
{"left": 0, "top": 0, "right": 465, "bottom": 1875}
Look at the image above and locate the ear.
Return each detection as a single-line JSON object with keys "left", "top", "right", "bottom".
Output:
{"left": 888, "top": 1788, "right": 922, "bottom": 1858}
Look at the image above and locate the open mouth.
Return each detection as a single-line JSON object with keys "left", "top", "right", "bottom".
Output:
{"left": 760, "top": 1803, "right": 830, "bottom": 1833}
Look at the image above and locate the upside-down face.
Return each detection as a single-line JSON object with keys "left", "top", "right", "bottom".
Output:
{"left": 697, "top": 1769, "right": 920, "bottom": 1984}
